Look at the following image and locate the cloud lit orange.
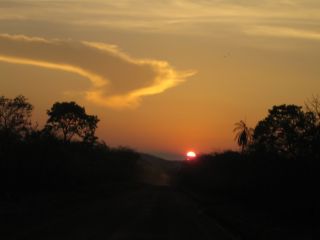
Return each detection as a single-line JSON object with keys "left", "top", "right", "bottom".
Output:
{"left": 0, "top": 34, "right": 195, "bottom": 109}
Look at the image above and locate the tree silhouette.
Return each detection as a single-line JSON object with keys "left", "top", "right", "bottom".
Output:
{"left": 45, "top": 102, "right": 99, "bottom": 143}
{"left": 233, "top": 120, "right": 253, "bottom": 153}
{"left": 305, "top": 95, "right": 320, "bottom": 159}
{"left": 305, "top": 94, "right": 320, "bottom": 126}
{"left": 0, "top": 95, "right": 33, "bottom": 139}
{"left": 252, "top": 104, "right": 316, "bottom": 158}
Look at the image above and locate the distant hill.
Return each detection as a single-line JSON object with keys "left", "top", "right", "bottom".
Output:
{"left": 137, "top": 153, "right": 183, "bottom": 186}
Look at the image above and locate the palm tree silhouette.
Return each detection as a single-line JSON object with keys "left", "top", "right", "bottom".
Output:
{"left": 233, "top": 120, "right": 253, "bottom": 153}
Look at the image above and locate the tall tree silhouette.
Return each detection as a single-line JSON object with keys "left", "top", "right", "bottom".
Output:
{"left": 45, "top": 102, "right": 99, "bottom": 143}
{"left": 0, "top": 95, "right": 33, "bottom": 139}
{"left": 233, "top": 120, "right": 253, "bottom": 153}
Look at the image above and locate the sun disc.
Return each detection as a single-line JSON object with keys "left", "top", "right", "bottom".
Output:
{"left": 186, "top": 151, "right": 197, "bottom": 159}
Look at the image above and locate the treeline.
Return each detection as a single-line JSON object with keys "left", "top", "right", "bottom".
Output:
{"left": 0, "top": 95, "right": 140, "bottom": 198}
{"left": 177, "top": 100, "right": 318, "bottom": 228}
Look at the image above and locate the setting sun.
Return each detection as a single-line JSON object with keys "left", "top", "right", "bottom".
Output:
{"left": 186, "top": 151, "right": 197, "bottom": 160}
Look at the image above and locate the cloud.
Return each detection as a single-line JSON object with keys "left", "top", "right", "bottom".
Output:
{"left": 0, "top": 34, "right": 195, "bottom": 108}
{"left": 2, "top": 1, "right": 320, "bottom": 37}
{"left": 1, "top": 0, "right": 320, "bottom": 50}
{"left": 244, "top": 26, "right": 320, "bottom": 41}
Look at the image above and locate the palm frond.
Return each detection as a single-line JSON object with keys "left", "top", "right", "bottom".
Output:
{"left": 233, "top": 120, "right": 253, "bottom": 152}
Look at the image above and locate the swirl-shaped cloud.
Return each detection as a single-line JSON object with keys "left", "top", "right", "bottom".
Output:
{"left": 0, "top": 34, "right": 195, "bottom": 108}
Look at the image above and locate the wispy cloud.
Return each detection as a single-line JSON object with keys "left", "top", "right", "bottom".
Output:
{"left": 0, "top": 34, "right": 195, "bottom": 108}
{"left": 1, "top": 0, "right": 320, "bottom": 36}
{"left": 244, "top": 26, "right": 320, "bottom": 41}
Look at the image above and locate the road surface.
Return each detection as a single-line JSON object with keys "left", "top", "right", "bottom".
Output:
{"left": 2, "top": 186, "right": 237, "bottom": 240}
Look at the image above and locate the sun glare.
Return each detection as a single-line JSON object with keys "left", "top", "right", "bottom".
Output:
{"left": 186, "top": 151, "right": 197, "bottom": 160}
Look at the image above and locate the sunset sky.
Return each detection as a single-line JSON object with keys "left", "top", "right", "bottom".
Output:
{"left": 0, "top": 0, "right": 319, "bottom": 159}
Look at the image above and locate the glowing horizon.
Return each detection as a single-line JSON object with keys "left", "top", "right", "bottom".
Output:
{"left": 1, "top": 0, "right": 319, "bottom": 158}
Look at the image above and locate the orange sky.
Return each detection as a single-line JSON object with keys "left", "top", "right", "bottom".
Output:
{"left": 1, "top": 0, "right": 319, "bottom": 159}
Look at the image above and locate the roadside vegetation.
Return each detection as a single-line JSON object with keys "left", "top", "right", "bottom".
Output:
{"left": 0, "top": 95, "right": 140, "bottom": 200}
{"left": 176, "top": 99, "right": 318, "bottom": 236}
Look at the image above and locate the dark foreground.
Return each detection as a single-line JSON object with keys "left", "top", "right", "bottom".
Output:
{"left": 2, "top": 185, "right": 234, "bottom": 240}
{"left": 1, "top": 183, "right": 312, "bottom": 240}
